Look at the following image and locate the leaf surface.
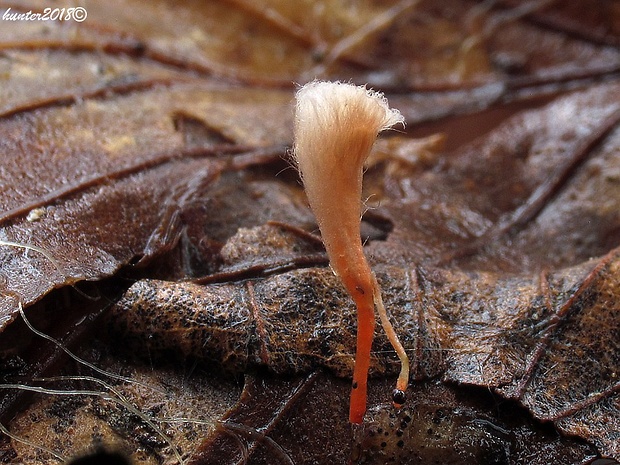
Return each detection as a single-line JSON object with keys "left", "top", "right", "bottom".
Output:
{"left": 1, "top": 1, "right": 620, "bottom": 464}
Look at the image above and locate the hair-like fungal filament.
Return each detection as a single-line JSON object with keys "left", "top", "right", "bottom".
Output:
{"left": 0, "top": 420, "right": 67, "bottom": 462}
{"left": 293, "top": 80, "right": 410, "bottom": 423}
{"left": 0, "top": 301, "right": 186, "bottom": 464}
{"left": 0, "top": 239, "right": 63, "bottom": 274}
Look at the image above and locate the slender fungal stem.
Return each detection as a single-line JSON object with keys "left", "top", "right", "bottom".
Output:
{"left": 292, "top": 80, "right": 410, "bottom": 423}
{"left": 349, "top": 289, "right": 376, "bottom": 423}
{"left": 372, "top": 273, "right": 410, "bottom": 404}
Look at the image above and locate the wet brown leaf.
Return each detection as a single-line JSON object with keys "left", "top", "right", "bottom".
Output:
{"left": 189, "top": 373, "right": 597, "bottom": 465}
{"left": 109, "top": 82, "right": 620, "bottom": 462}
{"left": 0, "top": 83, "right": 292, "bottom": 328}
{"left": 1, "top": 1, "right": 620, "bottom": 464}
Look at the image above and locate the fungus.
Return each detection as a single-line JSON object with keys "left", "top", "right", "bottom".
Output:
{"left": 292, "top": 80, "right": 410, "bottom": 423}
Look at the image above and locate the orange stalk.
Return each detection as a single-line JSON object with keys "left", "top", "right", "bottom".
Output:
{"left": 292, "top": 80, "right": 410, "bottom": 423}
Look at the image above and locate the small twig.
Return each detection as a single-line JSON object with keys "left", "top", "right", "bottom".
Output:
{"left": 218, "top": 421, "right": 294, "bottom": 465}
{"left": 308, "top": 0, "right": 420, "bottom": 78}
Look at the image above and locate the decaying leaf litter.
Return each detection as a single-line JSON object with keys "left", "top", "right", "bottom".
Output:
{"left": 0, "top": 0, "right": 619, "bottom": 464}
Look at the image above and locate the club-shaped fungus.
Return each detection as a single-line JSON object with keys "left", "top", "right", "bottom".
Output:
{"left": 293, "top": 80, "right": 410, "bottom": 423}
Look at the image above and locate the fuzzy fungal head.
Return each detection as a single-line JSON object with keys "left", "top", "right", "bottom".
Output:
{"left": 292, "top": 80, "right": 404, "bottom": 280}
